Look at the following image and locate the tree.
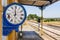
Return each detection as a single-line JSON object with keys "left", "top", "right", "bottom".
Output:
{"left": 27, "top": 14, "right": 41, "bottom": 21}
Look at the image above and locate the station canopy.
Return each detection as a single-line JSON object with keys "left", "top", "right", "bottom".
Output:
{"left": 18, "top": 0, "right": 59, "bottom": 7}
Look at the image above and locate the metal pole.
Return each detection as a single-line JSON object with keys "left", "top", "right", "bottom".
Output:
{"left": 19, "top": 25, "right": 23, "bottom": 40}
{"left": 40, "top": 6, "right": 43, "bottom": 35}
{"left": 21, "top": 25, "right": 22, "bottom": 31}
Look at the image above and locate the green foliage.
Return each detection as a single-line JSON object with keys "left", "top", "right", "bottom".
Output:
{"left": 44, "top": 18, "right": 60, "bottom": 22}
{"left": 44, "top": 19, "right": 49, "bottom": 22}
{"left": 27, "top": 14, "right": 60, "bottom": 22}
{"left": 27, "top": 14, "right": 41, "bottom": 21}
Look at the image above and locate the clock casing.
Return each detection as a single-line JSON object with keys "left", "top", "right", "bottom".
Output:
{"left": 3, "top": 3, "right": 27, "bottom": 26}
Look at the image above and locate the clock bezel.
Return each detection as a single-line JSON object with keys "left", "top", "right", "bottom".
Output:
{"left": 3, "top": 3, "right": 27, "bottom": 26}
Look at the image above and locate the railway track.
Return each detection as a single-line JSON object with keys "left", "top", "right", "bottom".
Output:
{"left": 28, "top": 21, "right": 60, "bottom": 40}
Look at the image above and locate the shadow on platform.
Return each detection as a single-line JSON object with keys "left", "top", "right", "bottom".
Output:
{"left": 18, "top": 31, "right": 44, "bottom": 40}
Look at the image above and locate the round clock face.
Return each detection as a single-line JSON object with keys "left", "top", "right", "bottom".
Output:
{"left": 5, "top": 4, "right": 26, "bottom": 24}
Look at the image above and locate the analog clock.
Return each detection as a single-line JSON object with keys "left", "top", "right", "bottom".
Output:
{"left": 3, "top": 3, "right": 26, "bottom": 26}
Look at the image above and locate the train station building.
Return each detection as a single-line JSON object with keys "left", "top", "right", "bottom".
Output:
{"left": 0, "top": 0, "right": 59, "bottom": 40}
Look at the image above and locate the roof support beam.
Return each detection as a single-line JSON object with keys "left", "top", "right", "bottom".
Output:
{"left": 32, "top": 1, "right": 36, "bottom": 5}
{"left": 47, "top": 0, "right": 53, "bottom": 4}
{"left": 21, "top": 0, "right": 48, "bottom": 1}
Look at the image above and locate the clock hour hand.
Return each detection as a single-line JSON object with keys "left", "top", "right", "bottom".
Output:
{"left": 14, "top": 10, "right": 16, "bottom": 16}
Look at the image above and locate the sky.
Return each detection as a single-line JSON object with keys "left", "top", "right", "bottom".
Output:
{"left": 23, "top": 1, "right": 60, "bottom": 18}
{"left": 2, "top": 0, "right": 60, "bottom": 18}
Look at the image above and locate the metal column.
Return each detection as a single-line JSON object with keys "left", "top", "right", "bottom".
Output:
{"left": 39, "top": 6, "right": 44, "bottom": 35}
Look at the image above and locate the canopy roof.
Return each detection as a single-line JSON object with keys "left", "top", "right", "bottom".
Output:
{"left": 18, "top": 0, "right": 59, "bottom": 7}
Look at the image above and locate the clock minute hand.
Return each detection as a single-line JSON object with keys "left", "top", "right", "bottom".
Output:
{"left": 14, "top": 6, "right": 16, "bottom": 16}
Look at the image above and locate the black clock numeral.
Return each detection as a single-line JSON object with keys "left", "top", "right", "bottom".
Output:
{"left": 18, "top": 7, "right": 20, "bottom": 10}
{"left": 11, "top": 7, "right": 13, "bottom": 9}
{"left": 21, "top": 14, "right": 24, "bottom": 16}
{"left": 20, "top": 10, "right": 23, "bottom": 13}
{"left": 18, "top": 19, "right": 20, "bottom": 22}
{"left": 8, "top": 9, "right": 11, "bottom": 11}
{"left": 15, "top": 6, "right": 17, "bottom": 9}
{"left": 20, "top": 17, "right": 23, "bottom": 20}
{"left": 14, "top": 20, "right": 16, "bottom": 23}
{"left": 7, "top": 14, "right": 10, "bottom": 19}
{"left": 10, "top": 19, "right": 13, "bottom": 22}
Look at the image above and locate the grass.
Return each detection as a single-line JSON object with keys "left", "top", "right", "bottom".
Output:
{"left": 25, "top": 20, "right": 60, "bottom": 27}
{"left": 43, "top": 21, "right": 60, "bottom": 27}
